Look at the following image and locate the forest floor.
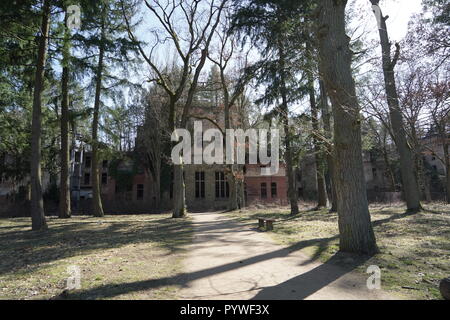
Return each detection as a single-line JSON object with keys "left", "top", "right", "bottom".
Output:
{"left": 228, "top": 202, "right": 450, "bottom": 300}
{"left": 0, "top": 203, "right": 447, "bottom": 300}
{"left": 0, "top": 214, "right": 193, "bottom": 300}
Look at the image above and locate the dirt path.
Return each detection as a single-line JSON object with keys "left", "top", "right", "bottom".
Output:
{"left": 178, "top": 211, "right": 394, "bottom": 300}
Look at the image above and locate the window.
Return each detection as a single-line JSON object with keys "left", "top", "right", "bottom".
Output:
{"left": 102, "top": 160, "right": 108, "bottom": 168}
{"left": 271, "top": 182, "right": 277, "bottom": 197}
{"left": 84, "top": 173, "right": 90, "bottom": 185}
{"left": 215, "top": 171, "right": 229, "bottom": 198}
{"left": 75, "top": 152, "right": 81, "bottom": 162}
{"left": 101, "top": 173, "right": 107, "bottom": 185}
{"left": 372, "top": 168, "right": 377, "bottom": 178}
{"left": 85, "top": 156, "right": 91, "bottom": 168}
{"left": 195, "top": 172, "right": 205, "bottom": 198}
{"left": 261, "top": 183, "right": 267, "bottom": 199}
{"left": 137, "top": 184, "right": 144, "bottom": 200}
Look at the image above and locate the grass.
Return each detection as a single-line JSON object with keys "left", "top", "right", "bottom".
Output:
{"left": 0, "top": 213, "right": 193, "bottom": 300}
{"left": 228, "top": 202, "right": 450, "bottom": 300}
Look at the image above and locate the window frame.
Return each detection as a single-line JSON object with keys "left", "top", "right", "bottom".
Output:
{"left": 215, "top": 171, "right": 229, "bottom": 199}
{"left": 195, "top": 171, "right": 205, "bottom": 199}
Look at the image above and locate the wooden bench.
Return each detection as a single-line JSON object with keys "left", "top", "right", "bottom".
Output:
{"left": 257, "top": 217, "right": 276, "bottom": 231}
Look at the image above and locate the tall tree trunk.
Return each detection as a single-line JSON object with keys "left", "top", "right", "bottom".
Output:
{"left": 59, "top": 11, "right": 71, "bottom": 219}
{"left": 278, "top": 41, "right": 299, "bottom": 215}
{"left": 319, "top": 80, "right": 337, "bottom": 212}
{"left": 370, "top": 0, "right": 421, "bottom": 212}
{"left": 169, "top": 97, "right": 186, "bottom": 218}
{"left": 309, "top": 76, "right": 328, "bottom": 208}
{"left": 316, "top": 0, "right": 378, "bottom": 255}
{"left": 91, "top": 13, "right": 106, "bottom": 217}
{"left": 173, "top": 47, "right": 211, "bottom": 218}
{"left": 172, "top": 163, "right": 186, "bottom": 218}
{"left": 222, "top": 68, "right": 238, "bottom": 211}
{"left": 30, "top": 0, "right": 50, "bottom": 231}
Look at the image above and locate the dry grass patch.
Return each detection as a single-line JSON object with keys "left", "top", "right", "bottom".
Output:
{"left": 229, "top": 202, "right": 450, "bottom": 300}
{"left": 0, "top": 214, "right": 193, "bottom": 300}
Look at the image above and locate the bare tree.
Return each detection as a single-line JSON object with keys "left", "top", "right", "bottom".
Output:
{"left": 427, "top": 77, "right": 450, "bottom": 203}
{"left": 207, "top": 13, "right": 253, "bottom": 210}
{"left": 369, "top": 0, "right": 422, "bottom": 212}
{"left": 122, "top": 0, "right": 227, "bottom": 217}
{"left": 398, "top": 64, "right": 433, "bottom": 200}
{"left": 307, "top": 72, "right": 328, "bottom": 209}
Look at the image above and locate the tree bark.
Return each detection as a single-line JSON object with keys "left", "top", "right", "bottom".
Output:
{"left": 278, "top": 40, "right": 299, "bottom": 215}
{"left": 222, "top": 68, "right": 238, "bottom": 211}
{"left": 172, "top": 163, "right": 185, "bottom": 218}
{"left": 316, "top": 0, "right": 378, "bottom": 254}
{"left": 319, "top": 80, "right": 337, "bottom": 211}
{"left": 59, "top": 11, "right": 71, "bottom": 219}
{"left": 370, "top": 0, "right": 422, "bottom": 211}
{"left": 169, "top": 97, "right": 186, "bottom": 218}
{"left": 30, "top": 0, "right": 50, "bottom": 231}
{"left": 91, "top": 11, "right": 106, "bottom": 217}
{"left": 309, "top": 76, "right": 328, "bottom": 208}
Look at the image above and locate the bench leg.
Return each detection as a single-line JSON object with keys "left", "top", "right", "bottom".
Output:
{"left": 258, "top": 219, "right": 265, "bottom": 228}
{"left": 266, "top": 221, "right": 273, "bottom": 231}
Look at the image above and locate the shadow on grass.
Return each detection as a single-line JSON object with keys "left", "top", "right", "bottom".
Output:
{"left": 56, "top": 210, "right": 382, "bottom": 300}
{"left": 57, "top": 234, "right": 352, "bottom": 300}
{"left": 3, "top": 206, "right": 447, "bottom": 300}
{"left": 0, "top": 215, "right": 192, "bottom": 277}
